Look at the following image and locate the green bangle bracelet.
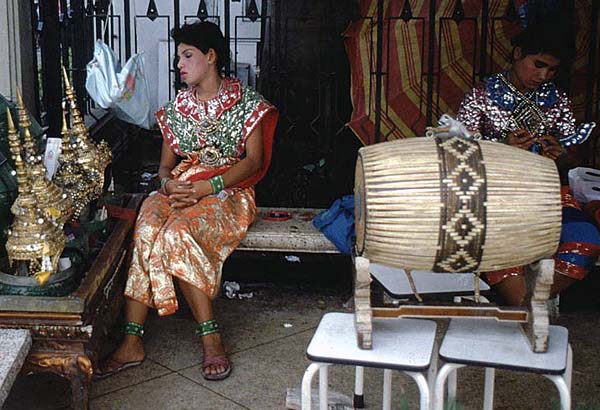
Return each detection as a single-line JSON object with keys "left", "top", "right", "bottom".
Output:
{"left": 209, "top": 175, "right": 224, "bottom": 194}
{"left": 161, "top": 177, "right": 170, "bottom": 191}
{"left": 209, "top": 177, "right": 217, "bottom": 194}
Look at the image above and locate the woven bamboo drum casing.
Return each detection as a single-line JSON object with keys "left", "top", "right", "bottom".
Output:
{"left": 354, "top": 137, "right": 561, "bottom": 272}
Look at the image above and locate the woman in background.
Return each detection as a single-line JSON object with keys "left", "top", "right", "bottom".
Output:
{"left": 456, "top": 20, "right": 599, "bottom": 305}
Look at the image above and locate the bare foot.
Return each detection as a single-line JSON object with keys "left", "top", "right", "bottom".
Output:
{"left": 201, "top": 333, "right": 230, "bottom": 379}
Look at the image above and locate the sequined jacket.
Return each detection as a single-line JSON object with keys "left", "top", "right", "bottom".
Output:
{"left": 456, "top": 73, "right": 593, "bottom": 148}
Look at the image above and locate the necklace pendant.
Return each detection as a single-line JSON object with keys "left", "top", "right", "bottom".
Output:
{"left": 196, "top": 115, "right": 220, "bottom": 138}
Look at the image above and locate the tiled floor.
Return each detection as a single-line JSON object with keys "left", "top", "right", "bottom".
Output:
{"left": 3, "top": 274, "right": 600, "bottom": 410}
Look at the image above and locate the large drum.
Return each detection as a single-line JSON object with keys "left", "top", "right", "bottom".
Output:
{"left": 354, "top": 136, "right": 561, "bottom": 272}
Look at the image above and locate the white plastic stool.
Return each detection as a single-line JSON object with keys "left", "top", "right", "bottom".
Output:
{"left": 365, "top": 265, "right": 490, "bottom": 408}
{"left": 433, "top": 318, "right": 572, "bottom": 410}
{"left": 301, "top": 312, "right": 437, "bottom": 410}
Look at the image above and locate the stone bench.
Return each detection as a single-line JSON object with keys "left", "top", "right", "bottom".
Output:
{"left": 238, "top": 207, "right": 340, "bottom": 254}
{"left": 0, "top": 329, "right": 32, "bottom": 406}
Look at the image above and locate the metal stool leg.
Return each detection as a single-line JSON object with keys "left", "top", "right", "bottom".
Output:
{"left": 565, "top": 344, "right": 573, "bottom": 391}
{"left": 544, "top": 374, "right": 571, "bottom": 410}
{"left": 354, "top": 366, "right": 365, "bottom": 408}
{"left": 428, "top": 339, "right": 439, "bottom": 397}
{"left": 383, "top": 369, "right": 393, "bottom": 410}
{"left": 447, "top": 368, "right": 457, "bottom": 404}
{"left": 541, "top": 342, "right": 572, "bottom": 410}
{"left": 302, "top": 362, "right": 330, "bottom": 410}
{"left": 543, "top": 345, "right": 572, "bottom": 410}
{"left": 428, "top": 360, "right": 438, "bottom": 407}
{"left": 483, "top": 367, "right": 495, "bottom": 410}
{"left": 406, "top": 371, "right": 432, "bottom": 410}
{"left": 434, "top": 363, "right": 465, "bottom": 410}
{"left": 319, "top": 365, "right": 328, "bottom": 410}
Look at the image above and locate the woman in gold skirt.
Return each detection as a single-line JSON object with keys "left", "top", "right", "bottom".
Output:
{"left": 95, "top": 21, "right": 278, "bottom": 380}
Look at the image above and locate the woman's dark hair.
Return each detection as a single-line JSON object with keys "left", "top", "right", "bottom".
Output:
{"left": 171, "top": 22, "right": 230, "bottom": 72}
{"left": 511, "top": 19, "right": 575, "bottom": 63}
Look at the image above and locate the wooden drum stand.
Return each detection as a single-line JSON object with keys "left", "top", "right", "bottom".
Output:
{"left": 353, "top": 136, "right": 562, "bottom": 353}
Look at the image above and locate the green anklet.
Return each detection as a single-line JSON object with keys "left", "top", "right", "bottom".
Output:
{"left": 195, "top": 319, "right": 219, "bottom": 337}
{"left": 125, "top": 321, "right": 144, "bottom": 338}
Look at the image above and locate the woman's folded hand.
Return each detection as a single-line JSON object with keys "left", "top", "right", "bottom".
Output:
{"left": 167, "top": 180, "right": 212, "bottom": 209}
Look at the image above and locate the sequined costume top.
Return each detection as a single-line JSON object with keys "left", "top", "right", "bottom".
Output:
{"left": 456, "top": 72, "right": 594, "bottom": 148}
{"left": 156, "top": 77, "right": 277, "bottom": 186}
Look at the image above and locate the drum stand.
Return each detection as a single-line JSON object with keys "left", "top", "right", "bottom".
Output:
{"left": 353, "top": 256, "right": 554, "bottom": 353}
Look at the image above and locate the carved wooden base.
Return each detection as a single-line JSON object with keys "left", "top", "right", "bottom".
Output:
{"left": 22, "top": 351, "right": 92, "bottom": 410}
{"left": 0, "top": 195, "right": 143, "bottom": 409}
{"left": 353, "top": 256, "right": 372, "bottom": 349}
{"left": 353, "top": 256, "right": 553, "bottom": 353}
{"left": 523, "top": 259, "right": 554, "bottom": 352}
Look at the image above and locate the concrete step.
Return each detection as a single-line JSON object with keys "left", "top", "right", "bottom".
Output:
{"left": 0, "top": 329, "right": 31, "bottom": 406}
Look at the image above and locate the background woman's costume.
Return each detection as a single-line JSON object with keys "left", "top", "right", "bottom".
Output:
{"left": 456, "top": 73, "right": 600, "bottom": 285}
{"left": 125, "top": 78, "right": 277, "bottom": 315}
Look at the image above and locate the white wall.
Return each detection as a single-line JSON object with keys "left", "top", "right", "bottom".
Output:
{"left": 0, "top": 0, "right": 36, "bottom": 114}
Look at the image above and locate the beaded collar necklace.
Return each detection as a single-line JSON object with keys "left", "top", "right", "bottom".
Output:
{"left": 497, "top": 72, "right": 549, "bottom": 138}
{"left": 195, "top": 80, "right": 223, "bottom": 140}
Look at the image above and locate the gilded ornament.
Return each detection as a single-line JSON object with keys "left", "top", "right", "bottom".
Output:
{"left": 198, "top": 145, "right": 222, "bottom": 166}
{"left": 57, "top": 66, "right": 112, "bottom": 219}
{"left": 15, "top": 91, "right": 74, "bottom": 223}
{"left": 4, "top": 108, "right": 65, "bottom": 283}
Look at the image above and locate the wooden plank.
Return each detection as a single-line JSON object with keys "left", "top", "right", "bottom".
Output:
{"left": 372, "top": 305, "right": 528, "bottom": 322}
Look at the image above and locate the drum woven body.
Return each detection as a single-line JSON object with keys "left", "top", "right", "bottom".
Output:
{"left": 354, "top": 136, "right": 561, "bottom": 272}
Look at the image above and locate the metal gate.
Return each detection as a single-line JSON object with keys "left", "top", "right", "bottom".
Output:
{"left": 29, "top": 0, "right": 600, "bottom": 206}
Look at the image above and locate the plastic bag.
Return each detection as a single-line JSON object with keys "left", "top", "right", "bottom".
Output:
{"left": 568, "top": 167, "right": 600, "bottom": 204}
{"left": 313, "top": 195, "right": 355, "bottom": 255}
{"left": 86, "top": 40, "right": 154, "bottom": 129}
{"left": 425, "top": 114, "right": 481, "bottom": 139}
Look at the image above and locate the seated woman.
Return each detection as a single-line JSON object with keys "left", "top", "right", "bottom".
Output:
{"left": 94, "top": 21, "right": 278, "bottom": 380}
{"left": 455, "top": 20, "right": 600, "bottom": 306}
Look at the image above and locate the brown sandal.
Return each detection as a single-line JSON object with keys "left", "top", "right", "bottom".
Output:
{"left": 201, "top": 354, "right": 231, "bottom": 381}
{"left": 93, "top": 357, "right": 144, "bottom": 380}
{"left": 94, "top": 321, "right": 145, "bottom": 380}
{"left": 197, "top": 319, "right": 231, "bottom": 381}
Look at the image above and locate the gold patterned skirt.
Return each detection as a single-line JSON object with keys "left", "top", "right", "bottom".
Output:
{"left": 124, "top": 187, "right": 256, "bottom": 316}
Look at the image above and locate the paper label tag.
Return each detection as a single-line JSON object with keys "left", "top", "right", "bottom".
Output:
{"left": 44, "top": 137, "right": 62, "bottom": 180}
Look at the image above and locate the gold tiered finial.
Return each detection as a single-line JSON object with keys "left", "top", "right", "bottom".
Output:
{"left": 62, "top": 66, "right": 112, "bottom": 166}
{"left": 60, "top": 108, "right": 73, "bottom": 160}
{"left": 4, "top": 109, "right": 66, "bottom": 285}
{"left": 15, "top": 89, "right": 30, "bottom": 128}
{"left": 62, "top": 66, "right": 112, "bottom": 203}
{"left": 16, "top": 89, "right": 37, "bottom": 164}
{"left": 54, "top": 109, "right": 91, "bottom": 219}
{"left": 15, "top": 92, "right": 73, "bottom": 223}
{"left": 6, "top": 108, "right": 32, "bottom": 198}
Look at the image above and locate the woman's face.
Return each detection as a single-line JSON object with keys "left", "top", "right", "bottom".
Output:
{"left": 176, "top": 43, "right": 215, "bottom": 87}
{"left": 511, "top": 48, "right": 561, "bottom": 91}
